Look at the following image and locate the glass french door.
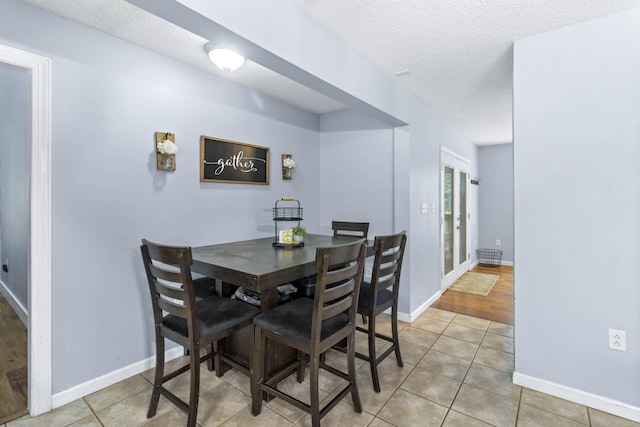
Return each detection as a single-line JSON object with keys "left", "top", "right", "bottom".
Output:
{"left": 441, "top": 149, "right": 471, "bottom": 290}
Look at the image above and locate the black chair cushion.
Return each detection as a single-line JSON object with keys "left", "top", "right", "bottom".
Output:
{"left": 163, "top": 296, "right": 259, "bottom": 338}
{"left": 357, "top": 282, "right": 394, "bottom": 310}
{"left": 254, "top": 298, "right": 348, "bottom": 343}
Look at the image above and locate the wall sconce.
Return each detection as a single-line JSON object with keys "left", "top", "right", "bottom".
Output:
{"left": 204, "top": 42, "right": 245, "bottom": 73}
{"left": 282, "top": 154, "right": 295, "bottom": 180}
{"left": 155, "top": 132, "right": 177, "bottom": 171}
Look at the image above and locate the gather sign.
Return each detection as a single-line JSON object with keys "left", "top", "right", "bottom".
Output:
{"left": 200, "top": 136, "right": 270, "bottom": 184}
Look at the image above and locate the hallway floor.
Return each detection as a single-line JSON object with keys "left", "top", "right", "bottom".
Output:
{"left": 5, "top": 308, "right": 638, "bottom": 427}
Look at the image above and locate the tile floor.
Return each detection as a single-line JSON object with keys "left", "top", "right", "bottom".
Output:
{"left": 5, "top": 308, "right": 639, "bottom": 427}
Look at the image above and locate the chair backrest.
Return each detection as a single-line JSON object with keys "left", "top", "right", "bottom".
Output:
{"left": 140, "top": 239, "right": 199, "bottom": 342}
{"left": 311, "top": 240, "right": 366, "bottom": 346}
{"left": 331, "top": 221, "right": 369, "bottom": 238}
{"left": 369, "top": 231, "right": 407, "bottom": 307}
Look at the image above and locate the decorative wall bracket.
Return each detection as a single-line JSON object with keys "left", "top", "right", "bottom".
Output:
{"left": 155, "top": 132, "right": 176, "bottom": 171}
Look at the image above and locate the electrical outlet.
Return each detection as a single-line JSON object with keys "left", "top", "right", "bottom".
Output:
{"left": 608, "top": 329, "right": 626, "bottom": 351}
{"left": 496, "top": 239, "right": 501, "bottom": 246}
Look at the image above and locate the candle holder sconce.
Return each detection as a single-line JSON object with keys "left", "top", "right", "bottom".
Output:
{"left": 155, "top": 132, "right": 177, "bottom": 171}
{"left": 282, "top": 154, "right": 295, "bottom": 180}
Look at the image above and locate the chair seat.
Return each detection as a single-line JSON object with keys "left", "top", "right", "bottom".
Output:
{"left": 163, "top": 296, "right": 260, "bottom": 338}
{"left": 357, "top": 282, "right": 393, "bottom": 310}
{"left": 253, "top": 298, "right": 348, "bottom": 343}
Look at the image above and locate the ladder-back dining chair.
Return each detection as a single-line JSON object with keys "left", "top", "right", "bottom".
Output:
{"left": 140, "top": 239, "right": 260, "bottom": 427}
{"left": 251, "top": 240, "right": 367, "bottom": 427}
{"left": 294, "top": 221, "right": 370, "bottom": 299}
{"left": 355, "top": 231, "right": 407, "bottom": 392}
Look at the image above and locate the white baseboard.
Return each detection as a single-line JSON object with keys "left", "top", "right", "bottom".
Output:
{"left": 51, "top": 346, "right": 184, "bottom": 409}
{"left": 513, "top": 372, "right": 640, "bottom": 423}
{"left": 395, "top": 290, "right": 442, "bottom": 323}
{"left": 472, "top": 260, "right": 514, "bottom": 268}
{"left": 0, "top": 279, "right": 28, "bottom": 326}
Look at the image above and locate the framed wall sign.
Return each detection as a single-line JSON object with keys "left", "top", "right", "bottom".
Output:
{"left": 200, "top": 135, "right": 270, "bottom": 184}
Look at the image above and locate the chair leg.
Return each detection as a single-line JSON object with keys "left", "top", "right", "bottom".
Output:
{"left": 187, "top": 344, "right": 200, "bottom": 427}
{"left": 214, "top": 339, "right": 225, "bottom": 377}
{"left": 297, "top": 350, "right": 305, "bottom": 383}
{"left": 361, "top": 313, "right": 367, "bottom": 324}
{"left": 392, "top": 306, "right": 403, "bottom": 367}
{"left": 147, "top": 330, "right": 164, "bottom": 419}
{"left": 367, "top": 314, "right": 382, "bottom": 393}
{"left": 251, "top": 326, "right": 264, "bottom": 416}
{"left": 347, "top": 330, "right": 362, "bottom": 413}
{"left": 309, "top": 352, "right": 321, "bottom": 427}
{"left": 206, "top": 343, "right": 214, "bottom": 372}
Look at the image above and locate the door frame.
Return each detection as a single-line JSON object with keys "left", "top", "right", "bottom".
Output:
{"left": 440, "top": 147, "right": 471, "bottom": 290}
{"left": 0, "top": 44, "right": 52, "bottom": 416}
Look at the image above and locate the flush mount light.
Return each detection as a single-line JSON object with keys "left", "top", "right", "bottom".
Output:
{"left": 204, "top": 42, "right": 245, "bottom": 73}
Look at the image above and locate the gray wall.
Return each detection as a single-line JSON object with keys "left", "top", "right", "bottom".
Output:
{"left": 319, "top": 109, "right": 394, "bottom": 237}
{"left": 0, "top": 62, "right": 29, "bottom": 310}
{"left": 478, "top": 144, "right": 513, "bottom": 263}
{"left": 514, "top": 8, "right": 640, "bottom": 408}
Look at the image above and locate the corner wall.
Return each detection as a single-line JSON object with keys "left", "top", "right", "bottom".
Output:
{"left": 0, "top": 62, "right": 29, "bottom": 318}
{"left": 513, "top": 8, "right": 640, "bottom": 420}
{"left": 478, "top": 144, "right": 514, "bottom": 264}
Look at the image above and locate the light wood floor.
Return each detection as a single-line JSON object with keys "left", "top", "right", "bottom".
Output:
{"left": 430, "top": 264, "right": 514, "bottom": 325}
{"left": 0, "top": 292, "right": 28, "bottom": 424}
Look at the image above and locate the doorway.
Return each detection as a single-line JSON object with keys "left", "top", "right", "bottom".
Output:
{"left": 0, "top": 43, "right": 52, "bottom": 417}
{"left": 441, "top": 148, "right": 470, "bottom": 290}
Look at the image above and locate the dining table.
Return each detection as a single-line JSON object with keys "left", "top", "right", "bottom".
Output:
{"left": 190, "top": 234, "right": 373, "bottom": 380}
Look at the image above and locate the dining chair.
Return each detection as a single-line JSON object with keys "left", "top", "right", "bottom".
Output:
{"left": 355, "top": 231, "right": 407, "bottom": 392}
{"left": 294, "top": 221, "right": 370, "bottom": 299}
{"left": 140, "top": 239, "right": 260, "bottom": 427}
{"left": 251, "top": 240, "right": 367, "bottom": 427}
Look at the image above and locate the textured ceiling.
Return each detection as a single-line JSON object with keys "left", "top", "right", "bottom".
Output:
{"left": 292, "top": 0, "right": 640, "bottom": 144}
{"left": 18, "top": 0, "right": 640, "bottom": 145}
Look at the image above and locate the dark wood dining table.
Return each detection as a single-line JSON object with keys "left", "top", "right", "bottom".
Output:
{"left": 190, "top": 234, "right": 372, "bottom": 378}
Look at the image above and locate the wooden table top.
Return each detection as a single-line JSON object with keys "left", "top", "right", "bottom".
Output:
{"left": 191, "top": 234, "right": 370, "bottom": 291}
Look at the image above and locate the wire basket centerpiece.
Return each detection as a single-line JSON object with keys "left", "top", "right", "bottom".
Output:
{"left": 273, "top": 198, "right": 304, "bottom": 248}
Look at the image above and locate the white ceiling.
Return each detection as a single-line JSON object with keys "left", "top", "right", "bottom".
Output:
{"left": 19, "top": 0, "right": 640, "bottom": 145}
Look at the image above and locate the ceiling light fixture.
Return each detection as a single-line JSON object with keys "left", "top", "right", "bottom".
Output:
{"left": 204, "top": 42, "right": 245, "bottom": 73}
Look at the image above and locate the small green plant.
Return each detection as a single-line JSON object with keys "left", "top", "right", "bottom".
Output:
{"left": 291, "top": 225, "right": 308, "bottom": 236}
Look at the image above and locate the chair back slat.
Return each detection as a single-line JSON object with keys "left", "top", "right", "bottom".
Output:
{"left": 322, "top": 292, "right": 354, "bottom": 319}
{"left": 323, "top": 277, "right": 355, "bottom": 302}
{"left": 149, "top": 263, "right": 184, "bottom": 284}
{"left": 144, "top": 240, "right": 193, "bottom": 265}
{"left": 369, "top": 231, "right": 407, "bottom": 303}
{"left": 153, "top": 280, "right": 185, "bottom": 301}
{"left": 157, "top": 296, "right": 188, "bottom": 317}
{"left": 141, "top": 239, "right": 198, "bottom": 336}
{"left": 311, "top": 240, "right": 366, "bottom": 346}
{"left": 331, "top": 221, "right": 369, "bottom": 238}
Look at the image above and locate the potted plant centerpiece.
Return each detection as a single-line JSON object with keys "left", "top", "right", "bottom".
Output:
{"left": 291, "top": 225, "right": 308, "bottom": 243}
